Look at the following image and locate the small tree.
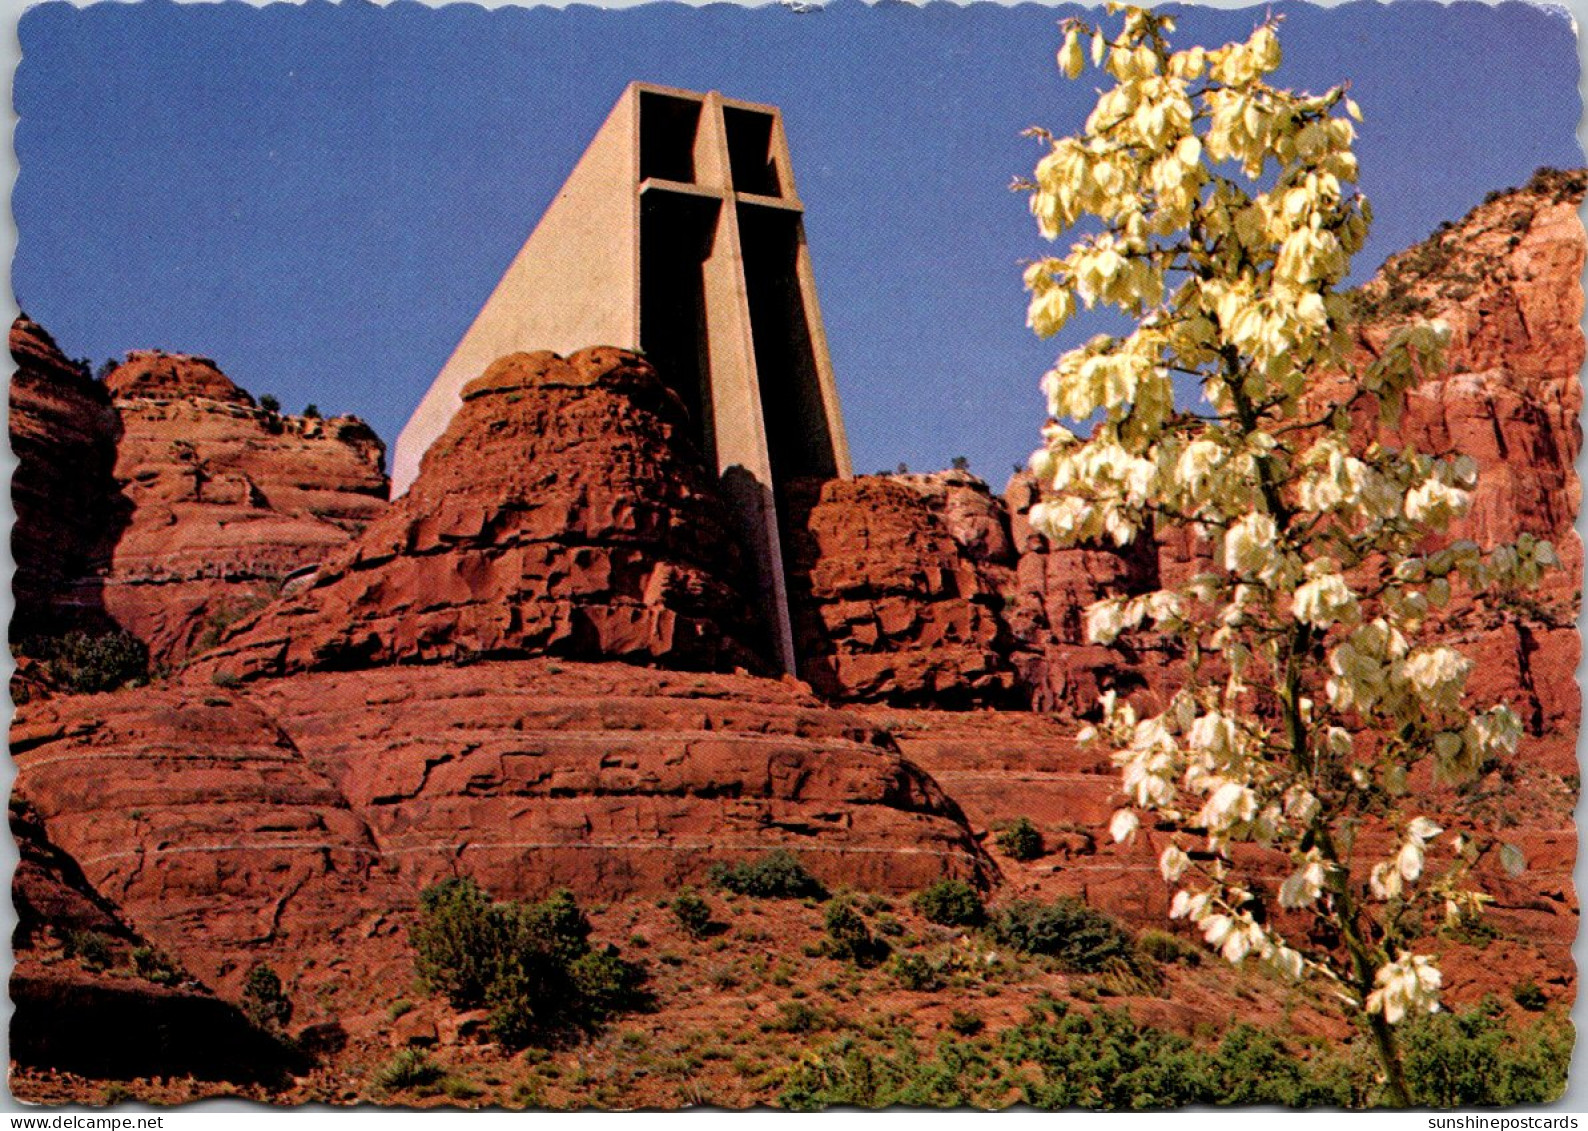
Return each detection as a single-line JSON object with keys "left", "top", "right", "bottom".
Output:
{"left": 242, "top": 962, "right": 293, "bottom": 1031}
{"left": 259, "top": 393, "right": 281, "bottom": 414}
{"left": 1021, "top": 5, "right": 1548, "bottom": 1105}
{"left": 913, "top": 878, "right": 986, "bottom": 927}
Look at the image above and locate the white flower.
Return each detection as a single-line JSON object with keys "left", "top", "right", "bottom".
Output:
{"left": 1404, "top": 477, "right": 1470, "bottom": 528}
{"left": 1407, "top": 817, "right": 1443, "bottom": 842}
{"left": 1396, "top": 838, "right": 1426, "bottom": 883}
{"left": 1401, "top": 647, "right": 1472, "bottom": 715}
{"left": 1110, "top": 809, "right": 1141, "bottom": 844}
{"left": 1057, "top": 27, "right": 1086, "bottom": 79}
{"left": 1267, "top": 945, "right": 1306, "bottom": 981}
{"left": 1159, "top": 843, "right": 1191, "bottom": 883}
{"left": 1085, "top": 599, "right": 1127, "bottom": 645}
{"left": 1196, "top": 781, "right": 1258, "bottom": 832}
{"left": 1292, "top": 572, "right": 1358, "bottom": 627}
{"left": 1369, "top": 860, "right": 1403, "bottom": 901}
{"left": 1201, "top": 911, "right": 1265, "bottom": 964}
{"left": 1223, "top": 511, "right": 1279, "bottom": 577}
{"left": 1278, "top": 851, "right": 1327, "bottom": 909}
{"left": 1365, "top": 952, "right": 1442, "bottom": 1025}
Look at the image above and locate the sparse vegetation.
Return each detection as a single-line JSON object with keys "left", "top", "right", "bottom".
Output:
{"left": 946, "top": 1010, "right": 984, "bottom": 1037}
{"left": 1509, "top": 979, "right": 1547, "bottom": 1012}
{"left": 411, "top": 877, "right": 647, "bottom": 1047}
{"left": 259, "top": 393, "right": 281, "bottom": 414}
{"left": 1136, "top": 929, "right": 1202, "bottom": 967}
{"left": 822, "top": 900, "right": 889, "bottom": 967}
{"left": 989, "top": 898, "right": 1136, "bottom": 974}
{"left": 709, "top": 850, "right": 826, "bottom": 900}
{"left": 63, "top": 929, "right": 114, "bottom": 972}
{"left": 373, "top": 1049, "right": 445, "bottom": 1095}
{"left": 130, "top": 945, "right": 179, "bottom": 985}
{"left": 27, "top": 630, "right": 148, "bottom": 694}
{"left": 242, "top": 962, "right": 293, "bottom": 1032}
{"left": 994, "top": 818, "right": 1043, "bottom": 861}
{"left": 889, "top": 953, "right": 943, "bottom": 992}
{"left": 670, "top": 889, "right": 716, "bottom": 939}
{"left": 913, "top": 879, "right": 985, "bottom": 928}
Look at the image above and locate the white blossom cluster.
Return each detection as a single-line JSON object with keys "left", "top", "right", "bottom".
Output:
{"left": 1021, "top": 4, "right": 1551, "bottom": 1041}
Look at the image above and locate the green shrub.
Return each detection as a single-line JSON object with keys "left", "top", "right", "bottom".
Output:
{"left": 1136, "top": 929, "right": 1202, "bottom": 967}
{"left": 411, "top": 878, "right": 647, "bottom": 1048}
{"left": 775, "top": 1000, "right": 1568, "bottom": 1111}
{"left": 913, "top": 879, "right": 986, "bottom": 927}
{"left": 63, "top": 929, "right": 114, "bottom": 971}
{"left": 242, "top": 962, "right": 293, "bottom": 1031}
{"left": 889, "top": 953, "right": 943, "bottom": 992}
{"left": 303, "top": 403, "right": 321, "bottom": 419}
{"left": 1510, "top": 979, "right": 1547, "bottom": 1012}
{"left": 709, "top": 850, "right": 827, "bottom": 900}
{"left": 995, "top": 818, "right": 1044, "bottom": 861}
{"left": 441, "top": 1076, "right": 484, "bottom": 1101}
{"left": 1399, "top": 999, "right": 1571, "bottom": 1106}
{"left": 373, "top": 1049, "right": 445, "bottom": 1094}
{"left": 259, "top": 394, "right": 281, "bottom": 414}
{"left": 989, "top": 898, "right": 1135, "bottom": 973}
{"left": 947, "top": 1010, "right": 984, "bottom": 1037}
{"left": 130, "top": 945, "right": 178, "bottom": 985}
{"left": 412, "top": 877, "right": 505, "bottom": 1008}
{"left": 34, "top": 631, "right": 148, "bottom": 694}
{"left": 670, "top": 889, "right": 715, "bottom": 939}
{"left": 764, "top": 1001, "right": 827, "bottom": 1034}
{"left": 823, "top": 900, "right": 889, "bottom": 967}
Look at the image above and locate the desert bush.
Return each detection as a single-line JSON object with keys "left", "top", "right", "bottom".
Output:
{"left": 913, "top": 878, "right": 985, "bottom": 928}
{"left": 1136, "top": 929, "right": 1202, "bottom": 967}
{"left": 709, "top": 850, "right": 826, "bottom": 900}
{"left": 1510, "top": 979, "right": 1547, "bottom": 1012}
{"left": 995, "top": 818, "right": 1043, "bottom": 861}
{"left": 989, "top": 898, "right": 1135, "bottom": 973}
{"left": 764, "top": 1001, "right": 827, "bottom": 1034}
{"left": 889, "top": 953, "right": 943, "bottom": 992}
{"left": 822, "top": 900, "right": 889, "bottom": 967}
{"left": 63, "top": 929, "right": 114, "bottom": 971}
{"left": 33, "top": 631, "right": 148, "bottom": 694}
{"left": 130, "top": 945, "right": 179, "bottom": 985}
{"left": 242, "top": 962, "right": 293, "bottom": 1031}
{"left": 373, "top": 1049, "right": 444, "bottom": 1094}
{"left": 670, "top": 889, "right": 715, "bottom": 939}
{"left": 412, "top": 877, "right": 505, "bottom": 1008}
{"left": 259, "top": 394, "right": 281, "bottom": 414}
{"left": 1398, "top": 999, "right": 1570, "bottom": 1106}
{"left": 411, "top": 878, "right": 646, "bottom": 1047}
{"left": 947, "top": 1010, "right": 984, "bottom": 1037}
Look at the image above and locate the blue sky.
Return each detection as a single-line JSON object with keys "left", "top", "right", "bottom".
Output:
{"left": 13, "top": 0, "right": 1583, "bottom": 483}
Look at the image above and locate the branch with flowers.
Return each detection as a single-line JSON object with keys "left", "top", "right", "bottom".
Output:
{"left": 1019, "top": 4, "right": 1554, "bottom": 1107}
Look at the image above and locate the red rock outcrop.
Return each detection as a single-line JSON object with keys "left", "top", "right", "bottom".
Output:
{"left": 783, "top": 471, "right": 1021, "bottom": 706}
{"left": 97, "top": 350, "right": 389, "bottom": 667}
{"left": 10, "top": 660, "right": 993, "bottom": 1021}
{"left": 8, "top": 319, "right": 122, "bottom": 642}
{"left": 204, "top": 349, "right": 768, "bottom": 679}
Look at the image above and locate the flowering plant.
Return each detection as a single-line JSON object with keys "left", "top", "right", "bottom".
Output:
{"left": 1021, "top": 5, "right": 1550, "bottom": 1104}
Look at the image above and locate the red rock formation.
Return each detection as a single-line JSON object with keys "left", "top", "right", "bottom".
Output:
{"left": 8, "top": 319, "right": 121, "bottom": 642}
{"left": 97, "top": 351, "right": 389, "bottom": 666}
{"left": 204, "top": 349, "right": 768, "bottom": 679}
{"left": 10, "top": 660, "right": 993, "bottom": 1019}
{"left": 783, "top": 471, "right": 1020, "bottom": 706}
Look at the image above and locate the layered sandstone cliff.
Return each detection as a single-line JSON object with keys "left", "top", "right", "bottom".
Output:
{"left": 98, "top": 351, "right": 388, "bottom": 667}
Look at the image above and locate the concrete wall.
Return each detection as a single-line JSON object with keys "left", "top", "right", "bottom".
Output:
{"left": 392, "top": 83, "right": 854, "bottom": 673}
{"left": 392, "top": 92, "right": 639, "bottom": 493}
